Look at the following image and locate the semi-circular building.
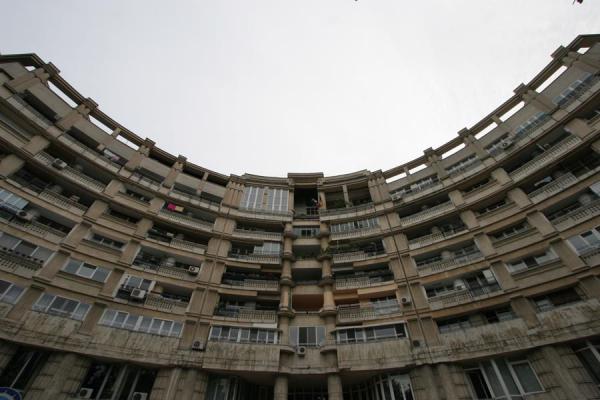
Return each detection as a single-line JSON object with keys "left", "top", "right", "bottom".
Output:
{"left": 0, "top": 33, "right": 599, "bottom": 400}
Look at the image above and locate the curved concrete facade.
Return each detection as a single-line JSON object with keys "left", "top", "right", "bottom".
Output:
{"left": 0, "top": 34, "right": 599, "bottom": 400}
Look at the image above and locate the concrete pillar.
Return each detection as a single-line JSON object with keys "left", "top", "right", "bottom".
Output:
{"left": 0, "top": 154, "right": 25, "bottom": 178}
{"left": 24, "top": 352, "right": 91, "bottom": 400}
{"left": 410, "top": 365, "right": 441, "bottom": 400}
{"left": 135, "top": 218, "right": 154, "bottom": 238}
{"left": 119, "top": 240, "right": 141, "bottom": 265}
{"left": 84, "top": 199, "right": 109, "bottom": 220}
{"left": 515, "top": 84, "right": 556, "bottom": 113}
{"left": 279, "top": 285, "right": 291, "bottom": 310}
{"left": 436, "top": 363, "right": 471, "bottom": 400}
{"left": 274, "top": 375, "right": 289, "bottom": 400}
{"left": 55, "top": 98, "right": 97, "bottom": 131}
{"left": 36, "top": 249, "right": 69, "bottom": 282}
{"left": 61, "top": 222, "right": 91, "bottom": 249}
{"left": 473, "top": 233, "right": 496, "bottom": 257}
{"left": 526, "top": 211, "right": 556, "bottom": 237}
{"left": 551, "top": 239, "right": 586, "bottom": 271}
{"left": 99, "top": 267, "right": 125, "bottom": 298}
{"left": 162, "top": 155, "right": 185, "bottom": 189}
{"left": 327, "top": 374, "right": 343, "bottom": 400}
{"left": 0, "top": 340, "right": 17, "bottom": 376}
{"left": 6, "top": 284, "right": 44, "bottom": 321}
{"left": 78, "top": 301, "right": 106, "bottom": 334}
{"left": 448, "top": 189, "right": 465, "bottom": 207}
{"left": 424, "top": 148, "right": 447, "bottom": 180}
{"left": 150, "top": 368, "right": 179, "bottom": 400}
{"left": 490, "top": 261, "right": 516, "bottom": 291}
{"left": 22, "top": 135, "right": 50, "bottom": 156}
{"left": 323, "top": 285, "right": 335, "bottom": 311}
{"left": 459, "top": 210, "right": 479, "bottom": 230}
{"left": 458, "top": 128, "right": 488, "bottom": 160}
{"left": 490, "top": 167, "right": 511, "bottom": 185}
{"left": 179, "top": 369, "right": 208, "bottom": 400}
{"left": 507, "top": 188, "right": 531, "bottom": 208}
{"left": 510, "top": 296, "right": 539, "bottom": 328}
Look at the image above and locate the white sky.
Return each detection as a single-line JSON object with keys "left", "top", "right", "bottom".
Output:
{"left": 1, "top": 1, "right": 599, "bottom": 177}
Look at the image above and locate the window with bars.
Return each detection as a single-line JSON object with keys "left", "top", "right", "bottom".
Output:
{"left": 32, "top": 293, "right": 90, "bottom": 320}
{"left": 62, "top": 259, "right": 111, "bottom": 282}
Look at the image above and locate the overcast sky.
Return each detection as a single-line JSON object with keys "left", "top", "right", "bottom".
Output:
{"left": 1, "top": 1, "right": 599, "bottom": 177}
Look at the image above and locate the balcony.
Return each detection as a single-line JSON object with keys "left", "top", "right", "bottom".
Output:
{"left": 238, "top": 206, "right": 292, "bottom": 217}
{"left": 332, "top": 249, "right": 386, "bottom": 264}
{"left": 57, "top": 134, "right": 121, "bottom": 174}
{"left": 38, "top": 189, "right": 88, "bottom": 215}
{"left": 146, "top": 232, "right": 207, "bottom": 255}
{"left": 528, "top": 172, "right": 578, "bottom": 203}
{"left": 428, "top": 284, "right": 500, "bottom": 310}
{"left": 221, "top": 278, "right": 280, "bottom": 291}
{"left": 337, "top": 300, "right": 401, "bottom": 323}
{"left": 391, "top": 180, "right": 443, "bottom": 202}
{"left": 158, "top": 209, "right": 214, "bottom": 232}
{"left": 408, "top": 226, "right": 467, "bottom": 250}
{"left": 577, "top": 243, "right": 600, "bottom": 265}
{"left": 334, "top": 274, "right": 393, "bottom": 291}
{"left": 319, "top": 202, "right": 375, "bottom": 219}
{"left": 34, "top": 152, "right": 106, "bottom": 192}
{"left": 227, "top": 252, "right": 281, "bottom": 264}
{"left": 0, "top": 247, "right": 44, "bottom": 277}
{"left": 169, "top": 189, "right": 221, "bottom": 211}
{"left": 399, "top": 201, "right": 454, "bottom": 226}
{"left": 5, "top": 216, "right": 67, "bottom": 243}
{"left": 509, "top": 135, "right": 581, "bottom": 182}
{"left": 132, "top": 258, "right": 196, "bottom": 280}
{"left": 144, "top": 293, "right": 189, "bottom": 314}
{"left": 330, "top": 225, "right": 381, "bottom": 241}
{"left": 232, "top": 228, "right": 283, "bottom": 241}
{"left": 213, "top": 307, "right": 278, "bottom": 324}
{"left": 550, "top": 199, "right": 600, "bottom": 231}
{"left": 416, "top": 251, "right": 484, "bottom": 276}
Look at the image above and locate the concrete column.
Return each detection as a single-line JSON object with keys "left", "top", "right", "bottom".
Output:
{"left": 490, "top": 261, "right": 516, "bottom": 291}
{"left": 78, "top": 301, "right": 106, "bottom": 335}
{"left": 424, "top": 148, "right": 447, "bottom": 180}
{"left": 149, "top": 368, "right": 179, "bottom": 400}
{"left": 274, "top": 375, "right": 289, "bottom": 400}
{"left": 0, "top": 340, "right": 17, "bottom": 376}
{"left": 474, "top": 233, "right": 496, "bottom": 257}
{"left": 6, "top": 284, "right": 44, "bottom": 321}
{"left": 188, "top": 287, "right": 206, "bottom": 315}
{"left": 578, "top": 275, "right": 600, "bottom": 298}
{"left": 5, "top": 65, "right": 55, "bottom": 93}
{"left": 510, "top": 296, "right": 539, "bottom": 328}
{"left": 490, "top": 167, "right": 511, "bottom": 185}
{"left": 323, "top": 285, "right": 335, "bottom": 311}
{"left": 515, "top": 84, "right": 556, "bottom": 113}
{"left": 22, "top": 135, "right": 50, "bottom": 156}
{"left": 61, "top": 222, "right": 91, "bottom": 249}
{"left": 36, "top": 249, "right": 69, "bottom": 281}
{"left": 180, "top": 369, "right": 208, "bottom": 400}
{"left": 25, "top": 352, "right": 91, "bottom": 400}
{"left": 448, "top": 189, "right": 465, "bottom": 207}
{"left": 99, "top": 267, "right": 124, "bottom": 298}
{"left": 278, "top": 316, "right": 290, "bottom": 344}
{"left": 410, "top": 365, "right": 441, "bottom": 400}
{"left": 565, "top": 118, "right": 593, "bottom": 139}
{"left": 507, "top": 188, "right": 531, "bottom": 208}
{"left": 279, "top": 285, "right": 291, "bottom": 310}
{"left": 124, "top": 138, "right": 154, "bottom": 171}
{"left": 162, "top": 155, "right": 185, "bottom": 189}
{"left": 135, "top": 218, "right": 154, "bottom": 238}
{"left": 551, "top": 239, "right": 586, "bottom": 271}
{"left": 327, "top": 374, "right": 343, "bottom": 400}
{"left": 342, "top": 184, "right": 350, "bottom": 206}
{"left": 0, "top": 154, "right": 25, "bottom": 178}
{"left": 459, "top": 210, "right": 479, "bottom": 230}
{"left": 436, "top": 363, "right": 471, "bottom": 400}
{"left": 458, "top": 128, "right": 488, "bottom": 160}
{"left": 119, "top": 240, "right": 141, "bottom": 265}
{"left": 84, "top": 199, "right": 109, "bottom": 220}
{"left": 526, "top": 211, "right": 556, "bottom": 237}
{"left": 55, "top": 98, "right": 97, "bottom": 131}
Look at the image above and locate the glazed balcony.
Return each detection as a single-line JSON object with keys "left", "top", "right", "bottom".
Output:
{"left": 330, "top": 225, "right": 381, "bottom": 240}
{"left": 509, "top": 135, "right": 581, "bottom": 182}
{"left": 428, "top": 284, "right": 501, "bottom": 310}
{"left": 158, "top": 208, "right": 214, "bottom": 232}
{"left": 231, "top": 228, "right": 283, "bottom": 242}
{"left": 408, "top": 226, "right": 467, "bottom": 250}
{"left": 416, "top": 251, "right": 484, "bottom": 276}
{"left": 213, "top": 307, "right": 278, "bottom": 324}
{"left": 337, "top": 300, "right": 401, "bottom": 323}
{"left": 550, "top": 199, "right": 600, "bottom": 231}
{"left": 332, "top": 249, "right": 386, "bottom": 264}
{"left": 399, "top": 201, "right": 454, "bottom": 226}
{"left": 34, "top": 152, "right": 106, "bottom": 192}
{"left": 227, "top": 252, "right": 281, "bottom": 264}
{"left": 0, "top": 247, "right": 45, "bottom": 278}
{"left": 528, "top": 172, "right": 578, "bottom": 203}
{"left": 238, "top": 206, "right": 293, "bottom": 217}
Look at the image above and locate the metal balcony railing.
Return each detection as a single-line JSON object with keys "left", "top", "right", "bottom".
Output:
{"left": 428, "top": 284, "right": 500, "bottom": 310}
{"left": 416, "top": 251, "right": 484, "bottom": 276}
{"left": 550, "top": 199, "right": 600, "bottom": 230}
{"left": 334, "top": 274, "right": 393, "bottom": 290}
{"left": 330, "top": 225, "right": 381, "bottom": 240}
{"left": 38, "top": 189, "right": 88, "bottom": 214}
{"left": 399, "top": 201, "right": 454, "bottom": 226}
{"left": 158, "top": 209, "right": 214, "bottom": 231}
{"left": 222, "top": 279, "right": 280, "bottom": 291}
{"left": 34, "top": 152, "right": 106, "bottom": 192}
{"left": 408, "top": 227, "right": 467, "bottom": 249}
{"left": 528, "top": 173, "right": 578, "bottom": 203}
{"left": 213, "top": 308, "right": 278, "bottom": 323}
{"left": 0, "top": 247, "right": 45, "bottom": 276}
{"left": 332, "top": 249, "right": 386, "bottom": 264}
{"left": 232, "top": 229, "right": 283, "bottom": 241}
{"left": 337, "top": 300, "right": 401, "bottom": 323}
{"left": 144, "top": 293, "right": 189, "bottom": 313}
{"left": 228, "top": 252, "right": 281, "bottom": 264}
{"left": 319, "top": 202, "right": 375, "bottom": 217}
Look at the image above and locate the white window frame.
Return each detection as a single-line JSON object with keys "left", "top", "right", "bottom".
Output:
{"left": 99, "top": 308, "right": 183, "bottom": 337}
{"left": 62, "top": 259, "right": 110, "bottom": 282}
{"left": 0, "top": 279, "right": 25, "bottom": 304}
{"left": 32, "top": 293, "right": 90, "bottom": 320}
{"left": 466, "top": 358, "right": 544, "bottom": 399}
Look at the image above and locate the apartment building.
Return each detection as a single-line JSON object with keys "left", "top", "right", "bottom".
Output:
{"left": 0, "top": 34, "right": 599, "bottom": 400}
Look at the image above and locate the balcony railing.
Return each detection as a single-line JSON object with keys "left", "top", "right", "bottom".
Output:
{"left": 0, "top": 247, "right": 45, "bottom": 276}
{"left": 391, "top": 180, "right": 444, "bottom": 202}
{"left": 399, "top": 201, "right": 454, "bottom": 226}
{"left": 334, "top": 275, "right": 393, "bottom": 290}
{"left": 34, "top": 152, "right": 106, "bottom": 192}
{"left": 7, "top": 217, "right": 67, "bottom": 242}
{"left": 550, "top": 199, "right": 600, "bottom": 230}
{"left": 528, "top": 173, "right": 578, "bottom": 203}
{"left": 228, "top": 252, "right": 281, "bottom": 264}
{"left": 416, "top": 251, "right": 484, "bottom": 276}
{"left": 428, "top": 284, "right": 500, "bottom": 310}
{"left": 222, "top": 279, "right": 280, "bottom": 291}
{"left": 332, "top": 249, "right": 386, "bottom": 264}
{"left": 169, "top": 189, "right": 221, "bottom": 210}
{"left": 158, "top": 209, "right": 214, "bottom": 232}
{"left": 232, "top": 229, "right": 283, "bottom": 241}
{"left": 213, "top": 308, "right": 278, "bottom": 323}
{"left": 509, "top": 135, "right": 581, "bottom": 182}
{"left": 330, "top": 225, "right": 381, "bottom": 240}
{"left": 408, "top": 227, "right": 467, "bottom": 249}
{"left": 337, "top": 300, "right": 401, "bottom": 323}
{"left": 38, "top": 189, "right": 88, "bottom": 214}
{"left": 144, "top": 293, "right": 189, "bottom": 313}
{"left": 132, "top": 259, "right": 193, "bottom": 280}
{"left": 238, "top": 206, "right": 292, "bottom": 217}
{"left": 319, "top": 202, "right": 375, "bottom": 217}
{"left": 578, "top": 243, "right": 600, "bottom": 264}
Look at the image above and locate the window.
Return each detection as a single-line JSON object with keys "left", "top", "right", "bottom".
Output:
{"left": 292, "top": 227, "right": 320, "bottom": 237}
{"left": 209, "top": 325, "right": 278, "bottom": 344}
{"left": 568, "top": 227, "right": 600, "bottom": 255}
{"left": 344, "top": 373, "right": 414, "bottom": 400}
{"left": 253, "top": 242, "right": 281, "bottom": 255}
{"left": 0, "top": 188, "right": 28, "bottom": 211}
{"left": 465, "top": 357, "right": 543, "bottom": 399}
{"left": 32, "top": 293, "right": 90, "bottom": 320}
{"left": 337, "top": 323, "right": 406, "bottom": 343}
{"left": 0, "top": 279, "right": 25, "bottom": 304}
{"left": 0, "top": 347, "right": 48, "bottom": 393}
{"left": 240, "top": 186, "right": 289, "bottom": 213}
{"left": 120, "top": 275, "right": 154, "bottom": 291}
{"left": 0, "top": 231, "right": 53, "bottom": 262}
{"left": 79, "top": 363, "right": 156, "bottom": 400}
{"left": 99, "top": 309, "right": 182, "bottom": 337}
{"left": 484, "top": 306, "right": 516, "bottom": 323}
{"left": 289, "top": 326, "right": 325, "bottom": 347}
{"left": 106, "top": 208, "right": 139, "bottom": 224}
{"left": 573, "top": 340, "right": 600, "bottom": 386}
{"left": 507, "top": 248, "right": 558, "bottom": 274}
{"left": 533, "top": 287, "right": 582, "bottom": 312}
{"left": 89, "top": 233, "right": 125, "bottom": 250}
{"left": 514, "top": 112, "right": 550, "bottom": 139}
{"left": 62, "top": 259, "right": 110, "bottom": 282}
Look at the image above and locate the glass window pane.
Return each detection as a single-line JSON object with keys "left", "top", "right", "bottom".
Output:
{"left": 92, "top": 268, "right": 110, "bottom": 282}
{"left": 73, "top": 303, "right": 90, "bottom": 320}
{"left": 577, "top": 349, "right": 600, "bottom": 384}
{"left": 171, "top": 322, "right": 182, "bottom": 337}
{"left": 63, "top": 259, "right": 81, "bottom": 274}
{"left": 78, "top": 264, "right": 96, "bottom": 278}
{"left": 511, "top": 362, "right": 542, "bottom": 393}
{"left": 160, "top": 320, "right": 173, "bottom": 336}
{"left": 139, "top": 317, "right": 152, "bottom": 332}
{"left": 3, "top": 285, "right": 23, "bottom": 304}
{"left": 124, "top": 314, "right": 138, "bottom": 330}
{"left": 496, "top": 359, "right": 520, "bottom": 395}
{"left": 101, "top": 309, "right": 116, "bottom": 325}
{"left": 149, "top": 319, "right": 161, "bottom": 334}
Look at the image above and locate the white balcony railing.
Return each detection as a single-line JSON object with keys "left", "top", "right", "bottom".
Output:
{"left": 158, "top": 209, "right": 214, "bottom": 232}
{"left": 39, "top": 189, "right": 88, "bottom": 214}
{"left": 337, "top": 301, "right": 401, "bottom": 323}
{"left": 416, "top": 251, "right": 483, "bottom": 276}
{"left": 428, "top": 284, "right": 500, "bottom": 310}
{"left": 528, "top": 173, "right": 578, "bottom": 203}
{"left": 145, "top": 293, "right": 189, "bottom": 313}
{"left": 399, "top": 201, "right": 454, "bottom": 226}
{"left": 319, "top": 202, "right": 375, "bottom": 217}
{"left": 408, "top": 227, "right": 467, "bottom": 249}
{"left": 214, "top": 308, "right": 278, "bottom": 323}
{"left": 334, "top": 275, "right": 393, "bottom": 290}
{"left": 332, "top": 250, "right": 386, "bottom": 264}
{"left": 551, "top": 199, "right": 600, "bottom": 231}
{"left": 330, "top": 226, "right": 381, "bottom": 240}
{"left": 228, "top": 253, "right": 281, "bottom": 264}
{"left": 232, "top": 229, "right": 283, "bottom": 241}
{"left": 222, "top": 279, "right": 280, "bottom": 291}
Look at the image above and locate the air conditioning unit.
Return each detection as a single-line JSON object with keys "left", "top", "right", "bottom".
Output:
{"left": 131, "top": 392, "right": 148, "bottom": 400}
{"left": 130, "top": 288, "right": 147, "bottom": 300}
{"left": 499, "top": 138, "right": 514, "bottom": 149}
{"left": 401, "top": 297, "right": 412, "bottom": 305}
{"left": 52, "top": 159, "right": 68, "bottom": 170}
{"left": 296, "top": 346, "right": 307, "bottom": 356}
{"left": 191, "top": 340, "right": 205, "bottom": 351}
{"left": 412, "top": 339, "right": 421, "bottom": 347}
{"left": 77, "top": 388, "right": 94, "bottom": 399}
{"left": 16, "top": 210, "right": 33, "bottom": 221}
{"left": 187, "top": 266, "right": 200, "bottom": 275}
